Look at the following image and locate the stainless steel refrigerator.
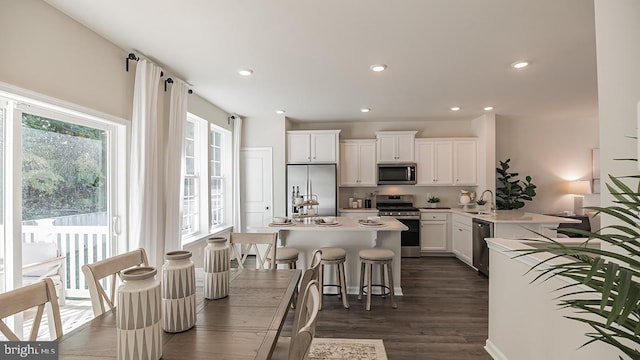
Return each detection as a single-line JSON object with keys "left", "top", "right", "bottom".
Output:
{"left": 286, "top": 164, "right": 337, "bottom": 217}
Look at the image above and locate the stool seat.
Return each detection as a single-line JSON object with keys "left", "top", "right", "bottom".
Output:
{"left": 276, "top": 247, "right": 299, "bottom": 261}
{"left": 359, "top": 248, "right": 394, "bottom": 261}
{"left": 320, "top": 247, "right": 346, "bottom": 261}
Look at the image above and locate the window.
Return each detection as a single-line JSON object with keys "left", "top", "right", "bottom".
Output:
{"left": 181, "top": 114, "right": 232, "bottom": 244}
{"left": 210, "top": 127, "right": 224, "bottom": 226}
{"left": 182, "top": 119, "right": 199, "bottom": 236}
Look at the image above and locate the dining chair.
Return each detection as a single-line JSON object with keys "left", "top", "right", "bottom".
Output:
{"left": 272, "top": 279, "right": 321, "bottom": 360}
{"left": 0, "top": 278, "right": 63, "bottom": 340}
{"left": 291, "top": 249, "right": 322, "bottom": 311}
{"left": 81, "top": 248, "right": 149, "bottom": 317}
{"left": 228, "top": 232, "right": 278, "bottom": 269}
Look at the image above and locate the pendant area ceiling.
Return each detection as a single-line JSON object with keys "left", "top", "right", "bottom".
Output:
{"left": 43, "top": 0, "right": 598, "bottom": 122}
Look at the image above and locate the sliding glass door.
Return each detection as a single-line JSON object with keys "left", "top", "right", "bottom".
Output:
{"left": 1, "top": 96, "right": 126, "bottom": 305}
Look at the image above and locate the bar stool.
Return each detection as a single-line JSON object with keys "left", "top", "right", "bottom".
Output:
{"left": 275, "top": 247, "right": 299, "bottom": 269}
{"left": 317, "top": 247, "right": 349, "bottom": 310}
{"left": 358, "top": 248, "right": 397, "bottom": 311}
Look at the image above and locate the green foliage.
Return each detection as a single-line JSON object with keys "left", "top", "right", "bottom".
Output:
{"left": 495, "top": 158, "right": 537, "bottom": 210}
{"left": 520, "top": 173, "right": 640, "bottom": 358}
{"left": 427, "top": 196, "right": 440, "bottom": 203}
{"left": 21, "top": 113, "right": 107, "bottom": 220}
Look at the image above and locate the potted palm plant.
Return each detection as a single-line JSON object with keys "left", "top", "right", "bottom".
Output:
{"left": 521, "top": 171, "right": 640, "bottom": 358}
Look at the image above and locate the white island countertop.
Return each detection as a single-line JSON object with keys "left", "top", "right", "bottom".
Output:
{"left": 449, "top": 209, "right": 581, "bottom": 224}
{"left": 266, "top": 216, "right": 408, "bottom": 231}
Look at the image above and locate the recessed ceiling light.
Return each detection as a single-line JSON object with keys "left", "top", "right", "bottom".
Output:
{"left": 450, "top": 106, "right": 461, "bottom": 111}
{"left": 370, "top": 64, "right": 387, "bottom": 72}
{"left": 510, "top": 61, "right": 529, "bottom": 69}
{"left": 360, "top": 108, "right": 371, "bottom": 113}
{"left": 238, "top": 68, "right": 254, "bottom": 76}
{"left": 275, "top": 109, "right": 285, "bottom": 114}
{"left": 484, "top": 106, "right": 494, "bottom": 111}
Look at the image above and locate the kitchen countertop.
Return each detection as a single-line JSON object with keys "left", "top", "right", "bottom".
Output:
{"left": 419, "top": 208, "right": 581, "bottom": 224}
{"left": 338, "top": 208, "right": 378, "bottom": 212}
{"left": 265, "top": 216, "right": 407, "bottom": 231}
{"left": 452, "top": 209, "right": 581, "bottom": 224}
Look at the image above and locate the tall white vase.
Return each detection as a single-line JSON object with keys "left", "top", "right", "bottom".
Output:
{"left": 162, "top": 250, "right": 196, "bottom": 333}
{"left": 204, "top": 237, "right": 230, "bottom": 299}
{"left": 117, "top": 266, "right": 162, "bottom": 360}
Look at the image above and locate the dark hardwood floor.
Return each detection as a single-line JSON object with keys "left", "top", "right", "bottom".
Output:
{"left": 283, "top": 256, "right": 491, "bottom": 360}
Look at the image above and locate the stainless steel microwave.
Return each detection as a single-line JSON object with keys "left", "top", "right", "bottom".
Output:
{"left": 377, "top": 163, "right": 417, "bottom": 185}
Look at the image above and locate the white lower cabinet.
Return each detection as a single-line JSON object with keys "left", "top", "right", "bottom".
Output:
{"left": 420, "top": 212, "right": 449, "bottom": 252}
{"left": 451, "top": 214, "right": 473, "bottom": 266}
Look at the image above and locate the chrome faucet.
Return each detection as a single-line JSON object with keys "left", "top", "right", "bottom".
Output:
{"left": 479, "top": 189, "right": 495, "bottom": 214}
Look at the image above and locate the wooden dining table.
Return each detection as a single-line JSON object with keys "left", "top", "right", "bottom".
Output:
{"left": 57, "top": 268, "right": 301, "bottom": 360}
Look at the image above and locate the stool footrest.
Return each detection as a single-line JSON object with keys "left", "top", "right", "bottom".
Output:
{"left": 361, "top": 284, "right": 391, "bottom": 297}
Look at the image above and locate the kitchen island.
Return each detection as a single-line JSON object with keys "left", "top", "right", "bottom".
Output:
{"left": 262, "top": 216, "right": 407, "bottom": 295}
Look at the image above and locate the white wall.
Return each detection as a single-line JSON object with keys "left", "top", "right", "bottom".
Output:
{"left": 242, "top": 114, "right": 287, "bottom": 216}
{"left": 594, "top": 0, "right": 640, "bottom": 225}
{"left": 0, "top": 0, "right": 134, "bottom": 120}
{"left": 496, "top": 114, "right": 599, "bottom": 215}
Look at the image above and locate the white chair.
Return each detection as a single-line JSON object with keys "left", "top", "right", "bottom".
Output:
{"left": 81, "top": 248, "right": 149, "bottom": 317}
{"left": 272, "top": 279, "right": 321, "bottom": 360}
{"left": 228, "top": 232, "right": 277, "bottom": 269}
{"left": 22, "top": 242, "right": 66, "bottom": 305}
{"left": 290, "top": 249, "right": 322, "bottom": 311}
{"left": 0, "top": 278, "right": 63, "bottom": 340}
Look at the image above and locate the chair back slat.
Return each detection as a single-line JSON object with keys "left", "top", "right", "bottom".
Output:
{"left": 81, "top": 248, "right": 149, "bottom": 317}
{"left": 288, "top": 280, "right": 320, "bottom": 360}
{"left": 229, "top": 233, "right": 277, "bottom": 269}
{"left": 0, "top": 278, "right": 62, "bottom": 341}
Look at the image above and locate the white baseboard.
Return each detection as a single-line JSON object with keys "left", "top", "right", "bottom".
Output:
{"left": 485, "top": 339, "right": 508, "bottom": 360}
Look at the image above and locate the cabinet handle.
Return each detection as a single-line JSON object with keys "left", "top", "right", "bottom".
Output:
{"left": 458, "top": 228, "right": 462, "bottom": 232}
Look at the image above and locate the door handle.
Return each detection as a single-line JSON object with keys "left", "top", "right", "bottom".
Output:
{"left": 265, "top": 206, "right": 269, "bottom": 210}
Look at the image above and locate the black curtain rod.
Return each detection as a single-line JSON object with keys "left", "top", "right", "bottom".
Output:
{"left": 164, "top": 77, "right": 194, "bottom": 94}
{"left": 127, "top": 53, "right": 193, "bottom": 94}
{"left": 125, "top": 52, "right": 163, "bottom": 76}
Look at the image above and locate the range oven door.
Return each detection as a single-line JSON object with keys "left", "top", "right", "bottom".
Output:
{"left": 396, "top": 217, "right": 420, "bottom": 258}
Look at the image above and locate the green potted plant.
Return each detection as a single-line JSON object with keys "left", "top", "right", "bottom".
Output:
{"left": 427, "top": 195, "right": 440, "bottom": 208}
{"left": 496, "top": 158, "right": 537, "bottom": 210}
{"left": 521, "top": 170, "right": 640, "bottom": 357}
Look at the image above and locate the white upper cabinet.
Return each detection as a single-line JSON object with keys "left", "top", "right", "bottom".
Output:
{"left": 415, "top": 138, "right": 477, "bottom": 186}
{"left": 415, "top": 139, "right": 453, "bottom": 185}
{"left": 340, "top": 140, "right": 376, "bottom": 186}
{"left": 375, "top": 131, "right": 417, "bottom": 163}
{"left": 287, "top": 130, "right": 340, "bottom": 164}
{"left": 453, "top": 139, "right": 477, "bottom": 185}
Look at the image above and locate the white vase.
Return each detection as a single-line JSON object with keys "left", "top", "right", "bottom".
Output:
{"left": 162, "top": 250, "right": 196, "bottom": 333}
{"left": 117, "top": 266, "right": 162, "bottom": 360}
{"left": 204, "top": 237, "right": 230, "bottom": 299}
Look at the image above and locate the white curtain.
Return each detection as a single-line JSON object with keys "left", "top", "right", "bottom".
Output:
{"left": 164, "top": 79, "right": 188, "bottom": 257}
{"left": 129, "top": 59, "right": 163, "bottom": 267}
{"left": 232, "top": 115, "right": 243, "bottom": 232}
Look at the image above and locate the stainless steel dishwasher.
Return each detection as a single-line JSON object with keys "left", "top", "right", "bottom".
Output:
{"left": 472, "top": 218, "right": 494, "bottom": 276}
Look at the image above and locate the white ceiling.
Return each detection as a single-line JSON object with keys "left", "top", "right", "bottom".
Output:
{"left": 43, "top": 0, "right": 598, "bottom": 123}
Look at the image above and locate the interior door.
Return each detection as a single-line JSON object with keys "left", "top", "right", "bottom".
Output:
{"left": 240, "top": 147, "right": 273, "bottom": 231}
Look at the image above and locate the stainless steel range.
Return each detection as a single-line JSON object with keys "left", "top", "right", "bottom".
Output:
{"left": 376, "top": 195, "right": 420, "bottom": 258}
